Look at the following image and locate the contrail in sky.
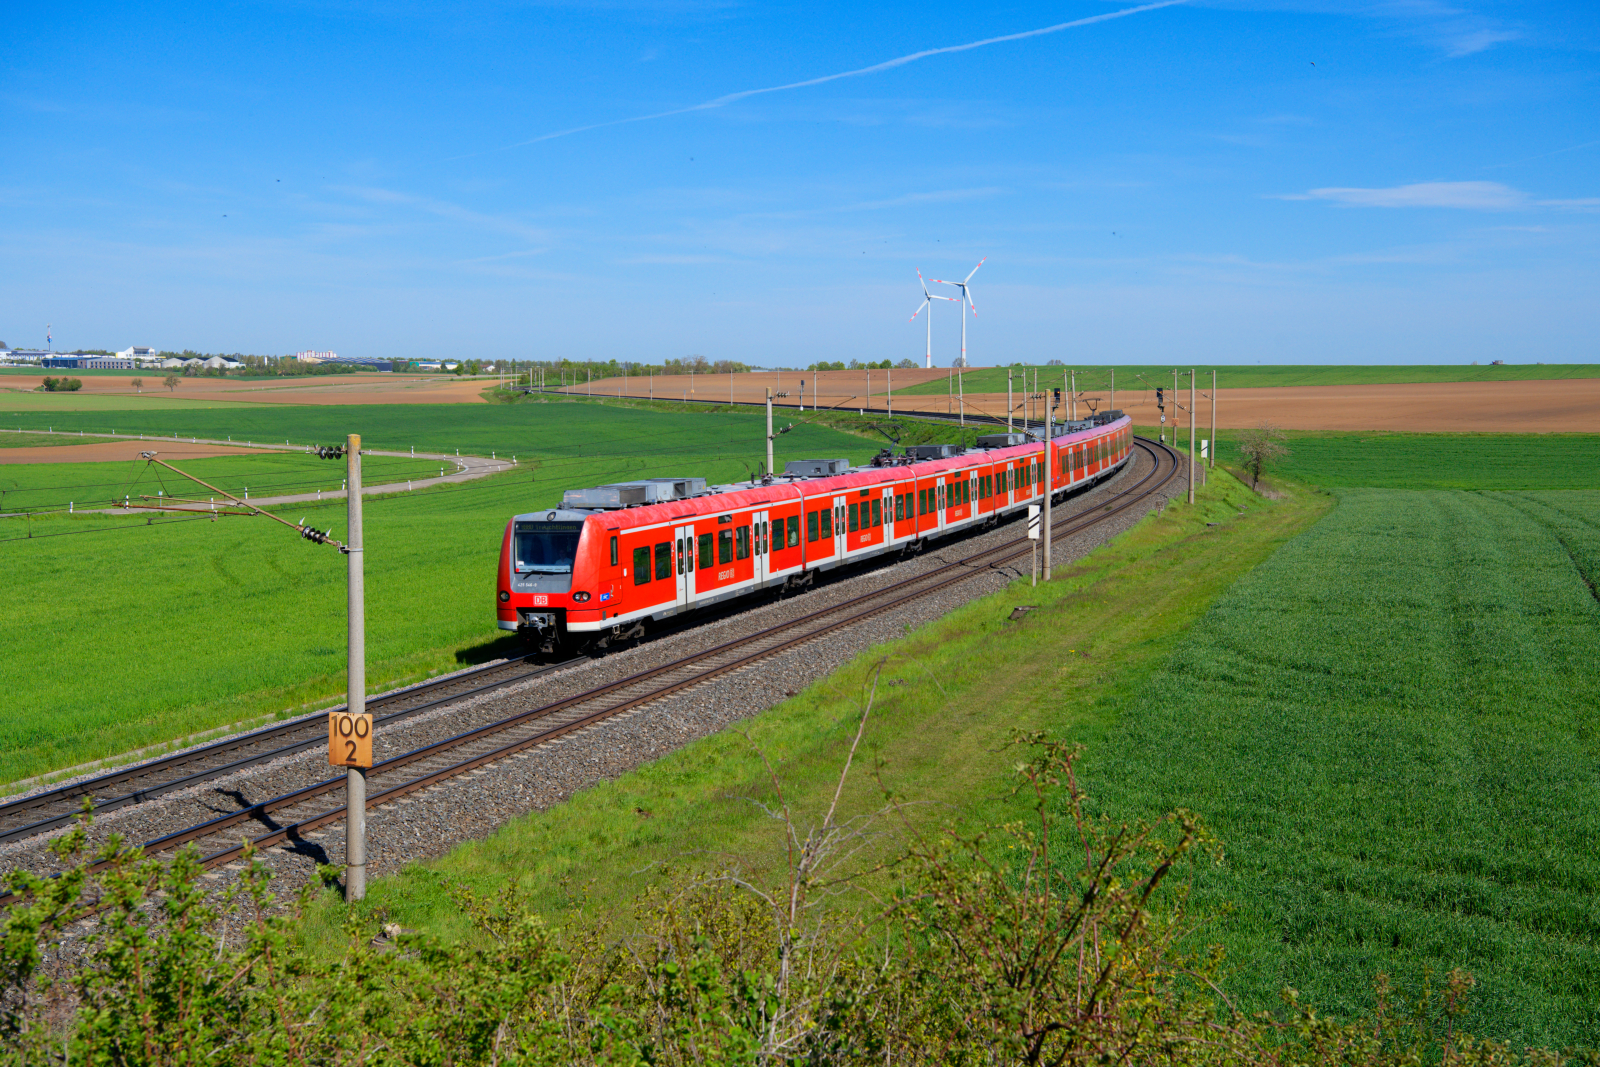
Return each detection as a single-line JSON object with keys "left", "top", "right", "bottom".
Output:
{"left": 481, "top": 0, "right": 1188, "bottom": 156}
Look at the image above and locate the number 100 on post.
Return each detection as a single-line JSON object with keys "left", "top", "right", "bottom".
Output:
{"left": 328, "top": 712, "right": 373, "bottom": 768}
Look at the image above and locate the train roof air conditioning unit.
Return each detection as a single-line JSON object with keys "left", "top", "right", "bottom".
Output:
{"left": 560, "top": 478, "right": 707, "bottom": 509}
{"left": 976, "top": 433, "right": 1028, "bottom": 448}
{"left": 903, "top": 444, "right": 960, "bottom": 460}
{"left": 783, "top": 458, "right": 851, "bottom": 477}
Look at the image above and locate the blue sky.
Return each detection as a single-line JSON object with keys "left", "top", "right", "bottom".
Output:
{"left": 2, "top": 0, "right": 1596, "bottom": 365}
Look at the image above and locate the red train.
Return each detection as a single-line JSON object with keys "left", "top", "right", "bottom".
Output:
{"left": 497, "top": 413, "right": 1133, "bottom": 648}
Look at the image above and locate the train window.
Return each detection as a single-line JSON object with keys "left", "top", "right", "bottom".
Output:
{"left": 962, "top": 480, "right": 970, "bottom": 505}
{"left": 916, "top": 489, "right": 926, "bottom": 516}
{"left": 632, "top": 546, "right": 651, "bottom": 585}
{"left": 610, "top": 535, "right": 618, "bottom": 567}
{"left": 872, "top": 499, "right": 882, "bottom": 527}
{"left": 735, "top": 526, "right": 751, "bottom": 560}
{"left": 787, "top": 514, "right": 799, "bottom": 547}
{"left": 655, "top": 542, "right": 672, "bottom": 581}
{"left": 717, "top": 529, "right": 733, "bottom": 565}
{"left": 894, "top": 495, "right": 903, "bottom": 522}
{"left": 515, "top": 521, "right": 584, "bottom": 575}
{"left": 698, "top": 532, "right": 713, "bottom": 570}
{"left": 806, "top": 510, "right": 818, "bottom": 543}
{"left": 847, "top": 503, "right": 859, "bottom": 532}
{"left": 822, "top": 507, "right": 834, "bottom": 538}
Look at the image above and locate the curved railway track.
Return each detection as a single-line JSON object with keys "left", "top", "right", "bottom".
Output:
{"left": 0, "top": 437, "right": 1179, "bottom": 904}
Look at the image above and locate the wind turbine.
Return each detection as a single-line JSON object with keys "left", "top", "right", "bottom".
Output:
{"left": 935, "top": 257, "right": 986, "bottom": 368}
{"left": 909, "top": 271, "right": 955, "bottom": 370}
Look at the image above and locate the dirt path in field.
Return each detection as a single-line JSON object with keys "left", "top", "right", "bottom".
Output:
{"left": 565, "top": 374, "right": 1600, "bottom": 432}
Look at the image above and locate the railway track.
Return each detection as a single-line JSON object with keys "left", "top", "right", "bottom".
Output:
{"left": 0, "top": 655, "right": 587, "bottom": 845}
{"left": 0, "top": 437, "right": 1179, "bottom": 902}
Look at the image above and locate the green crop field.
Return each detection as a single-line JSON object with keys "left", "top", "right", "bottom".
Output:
{"left": 1187, "top": 430, "right": 1600, "bottom": 491}
{"left": 883, "top": 363, "right": 1600, "bottom": 396}
{"left": 0, "top": 452, "right": 453, "bottom": 513}
{"left": 0, "top": 432, "right": 103, "bottom": 449}
{"left": 0, "top": 404, "right": 880, "bottom": 787}
{"left": 1072, "top": 487, "right": 1600, "bottom": 1048}
{"left": 0, "top": 396, "right": 869, "bottom": 461}
{"left": 0, "top": 391, "right": 255, "bottom": 412}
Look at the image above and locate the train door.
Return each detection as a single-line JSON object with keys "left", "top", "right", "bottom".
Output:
{"left": 833, "top": 495, "right": 848, "bottom": 558}
{"left": 674, "top": 524, "right": 695, "bottom": 608}
{"left": 753, "top": 510, "right": 770, "bottom": 585}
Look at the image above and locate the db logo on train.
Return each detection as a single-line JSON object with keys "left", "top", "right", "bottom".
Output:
{"left": 328, "top": 711, "right": 373, "bottom": 768}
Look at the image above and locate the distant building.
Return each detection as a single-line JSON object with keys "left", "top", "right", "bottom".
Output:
{"left": 42, "top": 355, "right": 135, "bottom": 369}
{"left": 116, "top": 347, "right": 158, "bottom": 361}
{"left": 295, "top": 350, "right": 337, "bottom": 363}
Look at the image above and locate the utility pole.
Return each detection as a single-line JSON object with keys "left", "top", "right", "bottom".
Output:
{"left": 1110, "top": 367, "right": 1115, "bottom": 412}
{"left": 765, "top": 388, "right": 790, "bottom": 477}
{"left": 1210, "top": 369, "right": 1217, "bottom": 470}
{"left": 1070, "top": 370, "right": 1076, "bottom": 421}
{"left": 887, "top": 368, "right": 892, "bottom": 418}
{"left": 344, "top": 434, "right": 367, "bottom": 901}
{"left": 1008, "top": 369, "right": 1014, "bottom": 432}
{"left": 1043, "top": 393, "right": 1054, "bottom": 580}
{"left": 1188, "top": 371, "right": 1197, "bottom": 506}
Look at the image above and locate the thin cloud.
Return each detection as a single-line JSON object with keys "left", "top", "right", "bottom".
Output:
{"left": 1276, "top": 181, "right": 1600, "bottom": 212}
{"left": 1279, "top": 181, "right": 1529, "bottom": 210}
{"left": 468, "top": 0, "right": 1187, "bottom": 157}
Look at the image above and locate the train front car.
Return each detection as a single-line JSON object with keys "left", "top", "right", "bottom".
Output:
{"left": 496, "top": 509, "right": 602, "bottom": 650}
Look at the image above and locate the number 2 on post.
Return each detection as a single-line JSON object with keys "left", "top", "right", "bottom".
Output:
{"left": 328, "top": 712, "right": 373, "bottom": 768}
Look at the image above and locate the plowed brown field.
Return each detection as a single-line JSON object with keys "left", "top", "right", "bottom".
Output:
{"left": 569, "top": 372, "right": 1600, "bottom": 432}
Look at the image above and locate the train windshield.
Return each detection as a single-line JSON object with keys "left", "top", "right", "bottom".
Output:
{"left": 514, "top": 521, "right": 583, "bottom": 573}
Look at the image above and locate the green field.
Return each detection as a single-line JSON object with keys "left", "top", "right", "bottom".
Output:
{"left": 0, "top": 391, "right": 256, "bottom": 411}
{"left": 884, "top": 363, "right": 1600, "bottom": 396}
{"left": 1159, "top": 430, "right": 1600, "bottom": 492}
{"left": 0, "top": 432, "right": 102, "bottom": 449}
{"left": 0, "top": 403, "right": 881, "bottom": 787}
{"left": 0, "top": 452, "right": 452, "bottom": 513}
{"left": 1072, "top": 488, "right": 1600, "bottom": 1048}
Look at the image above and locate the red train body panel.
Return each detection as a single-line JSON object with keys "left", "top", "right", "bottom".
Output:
{"left": 497, "top": 416, "right": 1134, "bottom": 642}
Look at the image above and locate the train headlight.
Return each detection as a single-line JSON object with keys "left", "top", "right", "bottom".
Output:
{"left": 498, "top": 590, "right": 510, "bottom": 603}
{"left": 572, "top": 591, "right": 591, "bottom": 603}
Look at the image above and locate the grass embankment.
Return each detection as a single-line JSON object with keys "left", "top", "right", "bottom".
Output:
{"left": 309, "top": 468, "right": 1321, "bottom": 944}
{"left": 1072, "top": 487, "right": 1600, "bottom": 1048}
{"left": 886, "top": 363, "right": 1600, "bottom": 396}
{"left": 0, "top": 405, "right": 880, "bottom": 789}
